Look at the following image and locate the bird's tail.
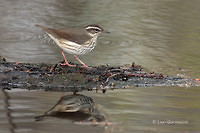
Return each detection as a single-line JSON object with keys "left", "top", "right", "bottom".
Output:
{"left": 35, "top": 24, "right": 47, "bottom": 30}
{"left": 35, "top": 24, "right": 54, "bottom": 35}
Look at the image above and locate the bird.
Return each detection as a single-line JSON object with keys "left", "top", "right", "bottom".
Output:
{"left": 46, "top": 94, "right": 95, "bottom": 113}
{"left": 35, "top": 24, "right": 110, "bottom": 68}
{"left": 35, "top": 94, "right": 106, "bottom": 123}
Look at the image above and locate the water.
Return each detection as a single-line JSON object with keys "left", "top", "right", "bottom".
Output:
{"left": 0, "top": 0, "right": 200, "bottom": 132}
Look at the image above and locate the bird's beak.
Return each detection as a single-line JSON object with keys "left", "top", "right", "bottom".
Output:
{"left": 101, "top": 30, "right": 110, "bottom": 33}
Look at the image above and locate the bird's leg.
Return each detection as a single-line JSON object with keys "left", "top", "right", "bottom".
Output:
{"left": 61, "top": 50, "right": 76, "bottom": 67}
{"left": 73, "top": 55, "right": 91, "bottom": 68}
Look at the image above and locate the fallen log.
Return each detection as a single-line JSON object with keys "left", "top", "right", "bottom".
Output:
{"left": 0, "top": 56, "right": 196, "bottom": 93}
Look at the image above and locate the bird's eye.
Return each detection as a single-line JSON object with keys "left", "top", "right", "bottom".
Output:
{"left": 94, "top": 29, "right": 100, "bottom": 33}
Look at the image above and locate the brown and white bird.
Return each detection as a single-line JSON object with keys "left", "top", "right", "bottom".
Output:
{"left": 35, "top": 24, "right": 110, "bottom": 68}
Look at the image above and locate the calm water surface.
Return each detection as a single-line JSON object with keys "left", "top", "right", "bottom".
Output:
{"left": 0, "top": 0, "right": 200, "bottom": 133}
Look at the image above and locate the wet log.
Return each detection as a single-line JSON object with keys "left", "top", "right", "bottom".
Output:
{"left": 0, "top": 56, "right": 196, "bottom": 93}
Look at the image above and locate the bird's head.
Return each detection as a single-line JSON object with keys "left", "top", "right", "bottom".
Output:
{"left": 85, "top": 24, "right": 110, "bottom": 37}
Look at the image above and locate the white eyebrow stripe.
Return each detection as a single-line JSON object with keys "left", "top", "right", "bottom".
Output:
{"left": 85, "top": 26, "right": 101, "bottom": 30}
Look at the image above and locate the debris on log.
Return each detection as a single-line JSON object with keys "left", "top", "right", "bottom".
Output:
{"left": 0, "top": 56, "right": 197, "bottom": 93}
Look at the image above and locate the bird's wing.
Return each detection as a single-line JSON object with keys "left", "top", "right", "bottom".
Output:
{"left": 35, "top": 25, "right": 91, "bottom": 44}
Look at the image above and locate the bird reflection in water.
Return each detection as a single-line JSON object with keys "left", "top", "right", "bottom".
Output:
{"left": 35, "top": 94, "right": 108, "bottom": 126}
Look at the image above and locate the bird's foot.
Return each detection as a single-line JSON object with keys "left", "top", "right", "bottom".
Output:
{"left": 60, "top": 63, "right": 76, "bottom": 67}
{"left": 81, "top": 64, "right": 92, "bottom": 69}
